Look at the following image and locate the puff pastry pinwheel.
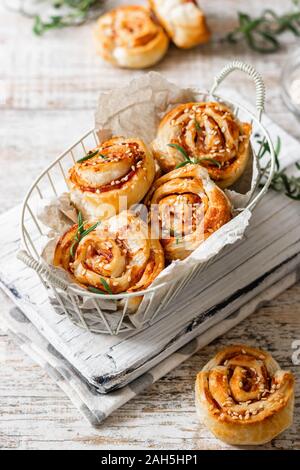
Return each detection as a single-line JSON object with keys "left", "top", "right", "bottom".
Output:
{"left": 152, "top": 102, "right": 252, "bottom": 188}
{"left": 67, "top": 137, "right": 155, "bottom": 221}
{"left": 149, "top": 0, "right": 210, "bottom": 48}
{"left": 94, "top": 5, "right": 169, "bottom": 69}
{"left": 53, "top": 211, "right": 165, "bottom": 299}
{"left": 144, "top": 163, "right": 232, "bottom": 261}
{"left": 195, "top": 344, "right": 295, "bottom": 445}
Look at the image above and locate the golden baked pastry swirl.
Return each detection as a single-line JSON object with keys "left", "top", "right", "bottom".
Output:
{"left": 144, "top": 163, "right": 232, "bottom": 261}
{"left": 67, "top": 137, "right": 155, "bottom": 221}
{"left": 53, "top": 211, "right": 165, "bottom": 296}
{"left": 152, "top": 102, "right": 252, "bottom": 188}
{"left": 195, "top": 345, "right": 295, "bottom": 445}
{"left": 94, "top": 5, "right": 169, "bottom": 69}
{"left": 149, "top": 0, "right": 211, "bottom": 48}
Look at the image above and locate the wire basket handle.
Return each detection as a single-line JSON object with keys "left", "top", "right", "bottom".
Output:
{"left": 210, "top": 61, "right": 265, "bottom": 121}
{"left": 17, "top": 250, "right": 69, "bottom": 291}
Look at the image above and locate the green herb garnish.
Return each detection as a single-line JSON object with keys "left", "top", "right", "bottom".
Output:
{"left": 69, "top": 211, "right": 99, "bottom": 257}
{"left": 257, "top": 134, "right": 300, "bottom": 200}
{"left": 175, "top": 156, "right": 222, "bottom": 169}
{"left": 100, "top": 278, "right": 113, "bottom": 295}
{"left": 175, "top": 160, "right": 191, "bottom": 169}
{"left": 194, "top": 119, "right": 202, "bottom": 132}
{"left": 87, "top": 286, "right": 105, "bottom": 295}
{"left": 168, "top": 142, "right": 221, "bottom": 170}
{"left": 198, "top": 157, "right": 222, "bottom": 169}
{"left": 77, "top": 149, "right": 99, "bottom": 164}
{"left": 33, "top": 1, "right": 104, "bottom": 36}
{"left": 225, "top": 2, "right": 300, "bottom": 54}
{"left": 167, "top": 143, "right": 189, "bottom": 159}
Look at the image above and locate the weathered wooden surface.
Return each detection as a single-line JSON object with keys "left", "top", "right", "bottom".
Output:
{"left": 0, "top": 0, "right": 299, "bottom": 450}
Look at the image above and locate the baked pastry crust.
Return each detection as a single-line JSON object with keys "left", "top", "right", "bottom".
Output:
{"left": 152, "top": 101, "right": 252, "bottom": 188}
{"left": 144, "top": 163, "right": 232, "bottom": 261}
{"left": 195, "top": 344, "right": 295, "bottom": 445}
{"left": 94, "top": 5, "right": 169, "bottom": 69}
{"left": 53, "top": 211, "right": 165, "bottom": 296}
{"left": 67, "top": 137, "right": 155, "bottom": 221}
{"left": 149, "top": 0, "right": 210, "bottom": 48}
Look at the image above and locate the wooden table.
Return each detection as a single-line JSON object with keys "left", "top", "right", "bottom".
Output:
{"left": 0, "top": 0, "right": 299, "bottom": 450}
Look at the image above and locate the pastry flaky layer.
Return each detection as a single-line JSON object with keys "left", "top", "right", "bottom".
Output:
{"left": 67, "top": 137, "right": 155, "bottom": 222}
{"left": 195, "top": 344, "right": 295, "bottom": 445}
{"left": 144, "top": 164, "right": 232, "bottom": 261}
{"left": 53, "top": 211, "right": 165, "bottom": 297}
{"left": 149, "top": 0, "right": 211, "bottom": 48}
{"left": 152, "top": 102, "right": 252, "bottom": 188}
{"left": 94, "top": 5, "right": 169, "bottom": 69}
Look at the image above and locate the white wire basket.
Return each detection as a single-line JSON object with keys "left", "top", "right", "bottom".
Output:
{"left": 17, "top": 61, "right": 276, "bottom": 335}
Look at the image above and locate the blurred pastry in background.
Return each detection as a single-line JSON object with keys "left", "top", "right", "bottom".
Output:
{"left": 94, "top": 5, "right": 169, "bottom": 69}
{"left": 149, "top": 0, "right": 211, "bottom": 48}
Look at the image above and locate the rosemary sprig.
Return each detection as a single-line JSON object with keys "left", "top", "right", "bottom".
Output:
{"left": 77, "top": 149, "right": 99, "bottom": 163}
{"left": 87, "top": 286, "right": 105, "bottom": 295}
{"left": 194, "top": 119, "right": 202, "bottom": 132}
{"left": 33, "top": 1, "right": 104, "bottom": 36}
{"left": 198, "top": 157, "right": 222, "bottom": 169}
{"left": 69, "top": 211, "right": 99, "bottom": 257}
{"left": 87, "top": 279, "right": 113, "bottom": 295}
{"left": 257, "top": 134, "right": 300, "bottom": 200}
{"left": 167, "top": 143, "right": 188, "bottom": 159}
{"left": 168, "top": 142, "right": 221, "bottom": 169}
{"left": 100, "top": 278, "right": 113, "bottom": 295}
{"left": 225, "top": 1, "right": 300, "bottom": 53}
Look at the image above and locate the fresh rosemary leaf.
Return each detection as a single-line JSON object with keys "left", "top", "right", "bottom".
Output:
{"left": 69, "top": 220, "right": 99, "bottom": 257}
{"left": 198, "top": 157, "right": 222, "bottom": 169}
{"left": 100, "top": 278, "right": 113, "bottom": 295}
{"left": 32, "top": 1, "right": 103, "bottom": 35}
{"left": 274, "top": 137, "right": 282, "bottom": 170}
{"left": 225, "top": 3, "right": 300, "bottom": 53}
{"left": 167, "top": 143, "right": 189, "bottom": 160}
{"left": 256, "top": 133, "right": 300, "bottom": 200}
{"left": 87, "top": 286, "right": 105, "bottom": 295}
{"left": 194, "top": 119, "right": 202, "bottom": 132}
{"left": 80, "top": 222, "right": 100, "bottom": 238}
{"left": 175, "top": 161, "right": 191, "bottom": 169}
{"left": 77, "top": 211, "right": 84, "bottom": 235}
{"left": 70, "top": 239, "right": 77, "bottom": 258}
{"left": 77, "top": 149, "right": 99, "bottom": 163}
